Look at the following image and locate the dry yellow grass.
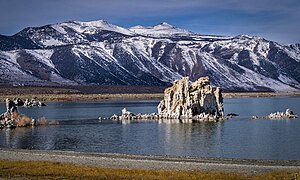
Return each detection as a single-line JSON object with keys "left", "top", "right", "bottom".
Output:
{"left": 0, "top": 160, "right": 299, "bottom": 179}
{"left": 253, "top": 171, "right": 300, "bottom": 180}
{"left": 37, "top": 116, "right": 48, "bottom": 126}
{"left": 11, "top": 112, "right": 32, "bottom": 127}
{"left": 0, "top": 160, "right": 242, "bottom": 179}
{"left": 38, "top": 117, "right": 59, "bottom": 126}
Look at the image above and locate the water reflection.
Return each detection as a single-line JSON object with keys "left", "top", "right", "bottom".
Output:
{"left": 117, "top": 119, "right": 224, "bottom": 156}
{"left": 3, "top": 127, "right": 49, "bottom": 149}
{"left": 164, "top": 122, "right": 224, "bottom": 157}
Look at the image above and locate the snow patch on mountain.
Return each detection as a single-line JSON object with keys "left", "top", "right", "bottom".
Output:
{"left": 42, "top": 37, "right": 66, "bottom": 46}
{"left": 49, "top": 71, "right": 77, "bottom": 84}
{"left": 0, "top": 51, "right": 21, "bottom": 66}
{"left": 256, "top": 41, "right": 270, "bottom": 58}
{"left": 278, "top": 75, "right": 300, "bottom": 88}
{"left": 283, "top": 47, "right": 300, "bottom": 62}
{"left": 241, "top": 67, "right": 298, "bottom": 92}
{"left": 25, "top": 49, "right": 56, "bottom": 69}
{"left": 51, "top": 24, "right": 67, "bottom": 34}
{"left": 0, "top": 52, "right": 46, "bottom": 85}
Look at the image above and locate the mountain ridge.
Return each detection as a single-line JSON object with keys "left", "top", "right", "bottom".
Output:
{"left": 0, "top": 19, "right": 299, "bottom": 91}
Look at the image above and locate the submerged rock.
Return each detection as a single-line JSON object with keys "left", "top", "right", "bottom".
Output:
{"left": 158, "top": 76, "right": 224, "bottom": 121}
{"left": 227, "top": 113, "right": 239, "bottom": 117}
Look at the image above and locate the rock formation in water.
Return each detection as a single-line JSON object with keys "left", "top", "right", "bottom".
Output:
{"left": 267, "top": 109, "right": 298, "bottom": 119}
{"left": 158, "top": 76, "right": 224, "bottom": 121}
{"left": 110, "top": 108, "right": 159, "bottom": 120}
{"left": 251, "top": 108, "right": 298, "bottom": 119}
{"left": 6, "top": 98, "right": 18, "bottom": 114}
{"left": 23, "top": 97, "right": 46, "bottom": 107}
{"left": 0, "top": 98, "right": 35, "bottom": 129}
{"left": 107, "top": 76, "right": 225, "bottom": 122}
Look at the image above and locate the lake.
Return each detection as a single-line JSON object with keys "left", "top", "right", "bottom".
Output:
{"left": 0, "top": 96, "right": 300, "bottom": 160}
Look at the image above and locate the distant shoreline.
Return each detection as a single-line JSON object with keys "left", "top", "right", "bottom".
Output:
{"left": 223, "top": 92, "right": 300, "bottom": 98}
{"left": 0, "top": 92, "right": 300, "bottom": 102}
{"left": 0, "top": 86, "right": 299, "bottom": 102}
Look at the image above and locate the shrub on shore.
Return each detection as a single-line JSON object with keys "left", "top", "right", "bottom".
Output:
{"left": 11, "top": 112, "right": 33, "bottom": 127}
{"left": 49, "top": 120, "right": 59, "bottom": 125}
{"left": 37, "top": 117, "right": 59, "bottom": 126}
{"left": 37, "top": 117, "right": 47, "bottom": 126}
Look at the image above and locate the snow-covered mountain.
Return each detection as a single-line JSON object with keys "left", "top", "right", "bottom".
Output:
{"left": 0, "top": 20, "right": 299, "bottom": 91}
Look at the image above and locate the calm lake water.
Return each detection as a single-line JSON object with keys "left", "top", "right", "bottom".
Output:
{"left": 0, "top": 96, "right": 300, "bottom": 160}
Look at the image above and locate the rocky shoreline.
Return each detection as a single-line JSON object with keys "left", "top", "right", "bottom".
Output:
{"left": 0, "top": 148, "right": 299, "bottom": 175}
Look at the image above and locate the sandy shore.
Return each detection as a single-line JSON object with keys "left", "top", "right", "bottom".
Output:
{"left": 0, "top": 148, "right": 299, "bottom": 175}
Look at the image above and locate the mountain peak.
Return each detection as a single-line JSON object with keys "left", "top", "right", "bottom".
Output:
{"left": 129, "top": 22, "right": 192, "bottom": 37}
{"left": 235, "top": 34, "right": 264, "bottom": 41}
{"left": 58, "top": 19, "right": 134, "bottom": 35}
{"left": 72, "top": 19, "right": 110, "bottom": 27}
{"left": 157, "top": 22, "right": 174, "bottom": 27}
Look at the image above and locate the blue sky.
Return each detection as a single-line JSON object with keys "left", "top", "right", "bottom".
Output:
{"left": 0, "top": 0, "right": 299, "bottom": 44}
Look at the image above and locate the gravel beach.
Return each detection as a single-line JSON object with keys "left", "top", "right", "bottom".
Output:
{"left": 0, "top": 148, "right": 299, "bottom": 175}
